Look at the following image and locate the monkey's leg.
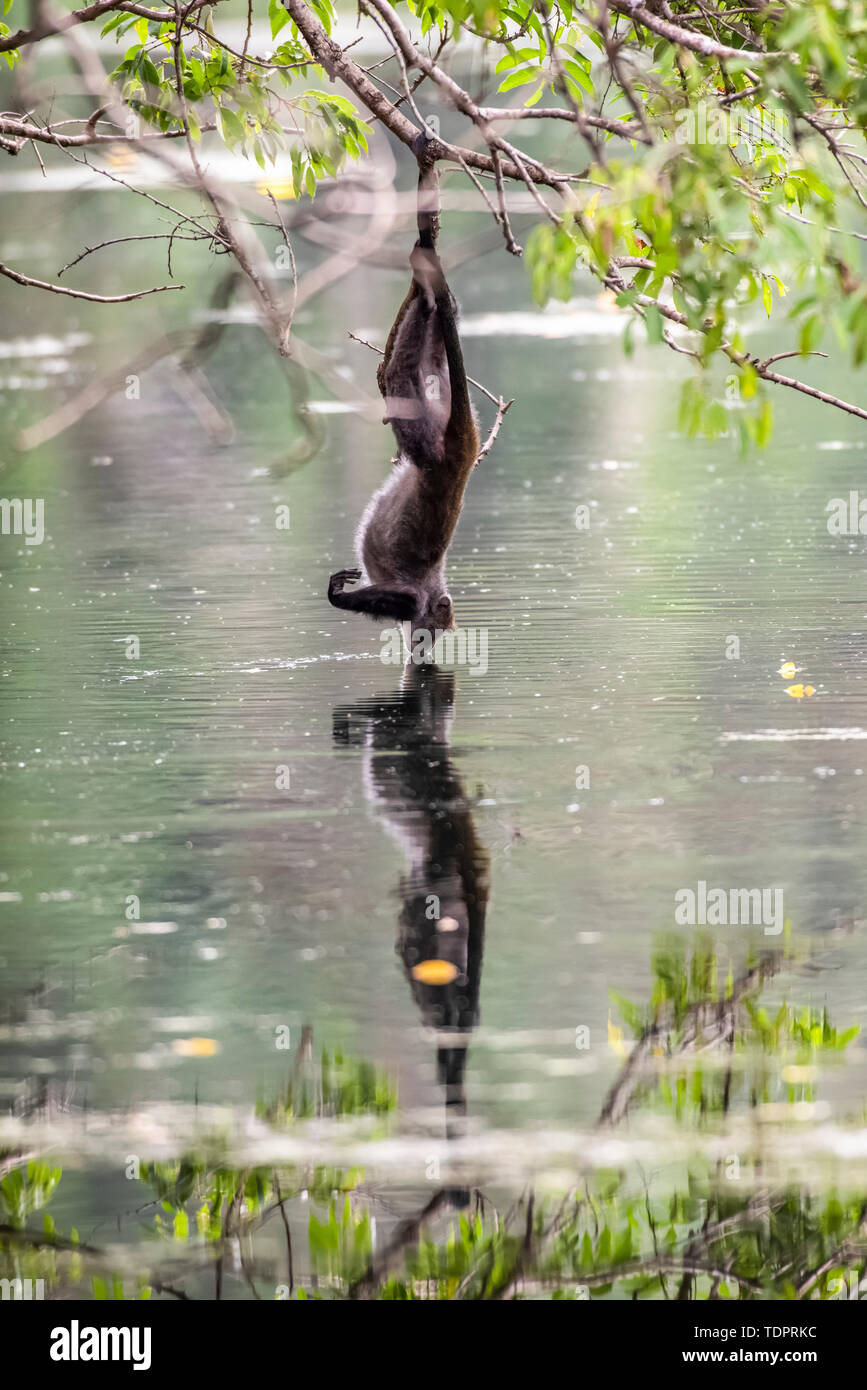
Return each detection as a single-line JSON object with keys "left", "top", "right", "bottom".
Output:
{"left": 379, "top": 294, "right": 446, "bottom": 464}
{"left": 377, "top": 152, "right": 440, "bottom": 401}
{"left": 406, "top": 149, "right": 471, "bottom": 442}
{"left": 328, "top": 571, "right": 416, "bottom": 620}
{"left": 377, "top": 282, "right": 420, "bottom": 401}
{"left": 384, "top": 245, "right": 475, "bottom": 469}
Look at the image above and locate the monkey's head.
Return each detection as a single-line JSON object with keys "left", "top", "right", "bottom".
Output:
{"left": 419, "top": 592, "right": 455, "bottom": 632}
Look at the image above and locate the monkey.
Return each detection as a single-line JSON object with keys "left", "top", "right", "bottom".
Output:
{"left": 328, "top": 140, "right": 480, "bottom": 633}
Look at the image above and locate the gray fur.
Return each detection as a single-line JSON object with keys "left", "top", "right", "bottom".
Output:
{"left": 328, "top": 242, "right": 479, "bottom": 631}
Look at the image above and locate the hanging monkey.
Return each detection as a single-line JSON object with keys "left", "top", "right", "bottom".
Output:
{"left": 327, "top": 140, "right": 480, "bottom": 632}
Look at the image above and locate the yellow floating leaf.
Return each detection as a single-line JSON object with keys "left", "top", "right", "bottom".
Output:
{"left": 607, "top": 1010, "right": 628, "bottom": 1058}
{"left": 411, "top": 959, "right": 459, "bottom": 985}
{"left": 106, "top": 145, "right": 137, "bottom": 170}
{"left": 256, "top": 179, "right": 296, "bottom": 200}
{"left": 781, "top": 1064, "right": 819, "bottom": 1084}
{"left": 171, "top": 1037, "right": 219, "bottom": 1058}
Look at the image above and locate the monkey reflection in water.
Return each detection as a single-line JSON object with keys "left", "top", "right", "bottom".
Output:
{"left": 333, "top": 662, "right": 488, "bottom": 1133}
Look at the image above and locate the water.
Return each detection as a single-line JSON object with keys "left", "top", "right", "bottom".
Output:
{"left": 2, "top": 166, "right": 867, "bottom": 1299}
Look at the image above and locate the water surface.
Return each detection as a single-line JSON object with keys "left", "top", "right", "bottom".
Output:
{"left": 2, "top": 169, "right": 867, "bottom": 1299}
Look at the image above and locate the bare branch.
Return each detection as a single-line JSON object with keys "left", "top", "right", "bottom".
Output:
{"left": 56, "top": 231, "right": 202, "bottom": 277}
{"left": 476, "top": 395, "right": 515, "bottom": 463}
{"left": 491, "top": 148, "right": 523, "bottom": 257}
{"left": 0, "top": 259, "right": 184, "bottom": 302}
{"left": 759, "top": 350, "right": 829, "bottom": 368}
{"left": 732, "top": 346, "right": 867, "bottom": 420}
{"left": 615, "top": 280, "right": 867, "bottom": 422}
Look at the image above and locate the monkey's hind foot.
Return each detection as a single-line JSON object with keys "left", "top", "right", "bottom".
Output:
{"left": 328, "top": 567, "right": 362, "bottom": 598}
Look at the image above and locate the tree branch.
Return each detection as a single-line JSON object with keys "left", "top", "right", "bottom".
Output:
{"left": 0, "top": 259, "right": 184, "bottom": 301}
{"left": 0, "top": 113, "right": 218, "bottom": 147}
{"left": 283, "top": 0, "right": 572, "bottom": 193}
{"left": 0, "top": 0, "right": 220, "bottom": 54}
{"left": 475, "top": 106, "right": 643, "bottom": 141}
{"left": 611, "top": 1, "right": 773, "bottom": 61}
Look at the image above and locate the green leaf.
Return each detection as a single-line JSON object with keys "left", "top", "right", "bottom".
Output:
{"left": 644, "top": 304, "right": 663, "bottom": 344}
{"left": 216, "top": 105, "right": 246, "bottom": 146}
{"left": 761, "top": 276, "right": 772, "bottom": 318}
{"left": 499, "top": 65, "right": 541, "bottom": 93}
{"left": 269, "top": 0, "right": 292, "bottom": 38}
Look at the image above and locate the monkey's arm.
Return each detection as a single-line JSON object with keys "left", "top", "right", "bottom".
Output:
{"left": 403, "top": 235, "right": 478, "bottom": 464}
{"left": 328, "top": 570, "right": 416, "bottom": 620}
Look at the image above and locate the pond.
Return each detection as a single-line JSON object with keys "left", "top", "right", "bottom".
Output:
{"left": 2, "top": 153, "right": 867, "bottom": 1299}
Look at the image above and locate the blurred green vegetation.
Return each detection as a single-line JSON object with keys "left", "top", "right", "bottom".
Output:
{"left": 2, "top": 943, "right": 863, "bottom": 1300}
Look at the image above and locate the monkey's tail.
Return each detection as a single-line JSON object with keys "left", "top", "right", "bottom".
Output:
{"left": 412, "top": 132, "right": 440, "bottom": 251}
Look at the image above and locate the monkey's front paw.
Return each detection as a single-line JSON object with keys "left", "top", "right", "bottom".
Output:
{"left": 328, "top": 567, "right": 362, "bottom": 597}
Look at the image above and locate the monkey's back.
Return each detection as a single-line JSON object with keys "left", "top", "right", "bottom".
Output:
{"left": 356, "top": 459, "right": 461, "bottom": 589}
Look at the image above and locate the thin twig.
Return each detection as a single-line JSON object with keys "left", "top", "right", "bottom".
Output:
{"left": 491, "top": 148, "right": 523, "bottom": 257}
{"left": 348, "top": 331, "right": 499, "bottom": 404}
{"left": 0, "top": 260, "right": 184, "bottom": 301}
{"left": 267, "top": 190, "right": 298, "bottom": 350}
{"left": 348, "top": 332, "right": 514, "bottom": 464}
{"left": 56, "top": 231, "right": 202, "bottom": 277}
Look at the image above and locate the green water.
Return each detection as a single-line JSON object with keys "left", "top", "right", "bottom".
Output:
{"left": 2, "top": 168, "right": 867, "bottom": 1299}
